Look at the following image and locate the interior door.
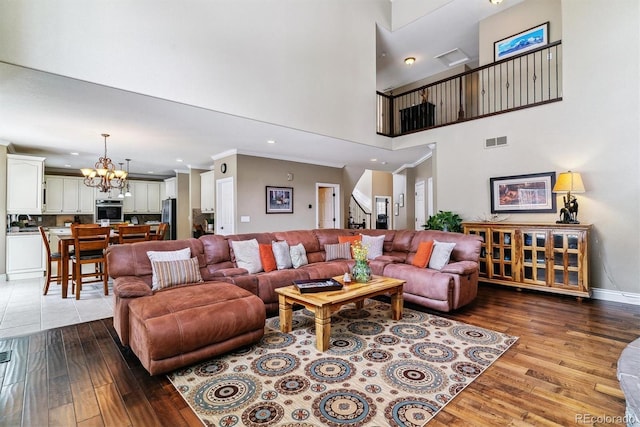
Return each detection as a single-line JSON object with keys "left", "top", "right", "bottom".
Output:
{"left": 415, "top": 180, "right": 426, "bottom": 230}
{"left": 316, "top": 183, "right": 341, "bottom": 229}
{"left": 216, "top": 177, "right": 234, "bottom": 235}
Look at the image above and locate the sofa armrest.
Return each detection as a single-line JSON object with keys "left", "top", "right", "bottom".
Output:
{"left": 113, "top": 277, "right": 153, "bottom": 298}
{"left": 439, "top": 260, "right": 478, "bottom": 275}
{"left": 212, "top": 267, "right": 249, "bottom": 277}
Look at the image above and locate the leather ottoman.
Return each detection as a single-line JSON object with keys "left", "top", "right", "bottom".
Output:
{"left": 127, "top": 281, "right": 266, "bottom": 375}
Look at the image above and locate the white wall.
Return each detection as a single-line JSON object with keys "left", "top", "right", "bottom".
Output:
{"left": 416, "top": 0, "right": 639, "bottom": 294}
{"left": 0, "top": 0, "right": 388, "bottom": 147}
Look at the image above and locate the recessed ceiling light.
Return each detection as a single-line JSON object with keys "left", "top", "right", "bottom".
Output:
{"left": 70, "top": 152, "right": 79, "bottom": 156}
{"left": 176, "top": 158, "right": 183, "bottom": 162}
{"left": 267, "top": 140, "right": 276, "bottom": 144}
{"left": 64, "top": 164, "right": 71, "bottom": 168}
{"left": 370, "top": 158, "right": 377, "bottom": 162}
{"left": 147, "top": 171, "right": 154, "bottom": 174}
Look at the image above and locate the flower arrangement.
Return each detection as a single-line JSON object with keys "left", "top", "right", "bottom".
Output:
{"left": 351, "top": 240, "right": 368, "bottom": 263}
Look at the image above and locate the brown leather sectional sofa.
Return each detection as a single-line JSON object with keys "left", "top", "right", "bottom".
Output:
{"left": 107, "top": 228, "right": 482, "bottom": 374}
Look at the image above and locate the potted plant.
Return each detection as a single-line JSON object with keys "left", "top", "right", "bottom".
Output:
{"left": 423, "top": 210, "right": 462, "bottom": 233}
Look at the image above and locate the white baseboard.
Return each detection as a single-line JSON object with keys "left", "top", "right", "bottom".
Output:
{"left": 592, "top": 288, "right": 640, "bottom": 306}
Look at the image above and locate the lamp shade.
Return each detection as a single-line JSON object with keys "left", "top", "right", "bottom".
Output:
{"left": 553, "top": 172, "right": 585, "bottom": 193}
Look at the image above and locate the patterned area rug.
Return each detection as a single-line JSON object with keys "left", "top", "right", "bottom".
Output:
{"left": 168, "top": 299, "right": 517, "bottom": 426}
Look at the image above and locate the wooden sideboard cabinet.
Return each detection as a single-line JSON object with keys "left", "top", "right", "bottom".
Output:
{"left": 462, "top": 222, "right": 591, "bottom": 299}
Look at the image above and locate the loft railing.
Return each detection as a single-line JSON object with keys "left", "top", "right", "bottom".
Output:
{"left": 348, "top": 196, "right": 371, "bottom": 229}
{"left": 377, "top": 40, "right": 562, "bottom": 136}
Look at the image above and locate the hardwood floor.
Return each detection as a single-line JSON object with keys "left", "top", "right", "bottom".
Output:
{"left": 0, "top": 284, "right": 638, "bottom": 426}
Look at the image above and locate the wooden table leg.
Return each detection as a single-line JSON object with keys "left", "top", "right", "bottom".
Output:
{"left": 61, "top": 239, "right": 69, "bottom": 299}
{"left": 390, "top": 286, "right": 404, "bottom": 320}
{"left": 278, "top": 295, "right": 293, "bottom": 333}
{"left": 354, "top": 300, "right": 364, "bottom": 310}
{"left": 315, "top": 305, "right": 332, "bottom": 352}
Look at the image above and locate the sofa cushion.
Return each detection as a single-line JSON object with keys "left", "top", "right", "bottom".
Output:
{"left": 259, "top": 244, "right": 277, "bottom": 273}
{"left": 147, "top": 247, "right": 192, "bottom": 290}
{"left": 152, "top": 257, "right": 203, "bottom": 289}
{"left": 361, "top": 234, "right": 385, "bottom": 259}
{"left": 412, "top": 240, "right": 434, "bottom": 268}
{"left": 429, "top": 240, "right": 456, "bottom": 270}
{"left": 290, "top": 243, "right": 308, "bottom": 268}
{"left": 325, "top": 242, "right": 351, "bottom": 261}
{"left": 230, "top": 239, "right": 263, "bottom": 274}
{"left": 272, "top": 240, "right": 293, "bottom": 270}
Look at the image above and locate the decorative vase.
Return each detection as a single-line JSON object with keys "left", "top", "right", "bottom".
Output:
{"left": 351, "top": 259, "right": 372, "bottom": 283}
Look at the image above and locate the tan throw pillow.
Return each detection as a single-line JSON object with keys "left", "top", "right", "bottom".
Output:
{"left": 151, "top": 257, "right": 203, "bottom": 290}
{"left": 272, "top": 240, "right": 293, "bottom": 270}
{"left": 361, "top": 234, "right": 385, "bottom": 259}
{"left": 428, "top": 240, "right": 456, "bottom": 270}
{"left": 147, "top": 247, "right": 191, "bottom": 290}
{"left": 290, "top": 243, "right": 308, "bottom": 268}
{"left": 325, "top": 242, "right": 352, "bottom": 261}
{"left": 230, "top": 239, "right": 263, "bottom": 274}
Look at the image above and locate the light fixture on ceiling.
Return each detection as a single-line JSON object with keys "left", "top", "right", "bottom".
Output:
{"left": 404, "top": 57, "right": 416, "bottom": 66}
{"left": 118, "top": 159, "right": 133, "bottom": 198}
{"left": 80, "top": 133, "right": 128, "bottom": 193}
{"left": 489, "top": 0, "right": 503, "bottom": 4}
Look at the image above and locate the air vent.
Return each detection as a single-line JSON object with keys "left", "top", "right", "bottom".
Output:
{"left": 0, "top": 350, "right": 11, "bottom": 363}
{"left": 434, "top": 48, "right": 470, "bottom": 67}
{"left": 485, "top": 136, "right": 508, "bottom": 149}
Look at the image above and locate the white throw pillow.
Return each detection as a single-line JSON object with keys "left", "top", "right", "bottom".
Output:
{"left": 428, "top": 240, "right": 456, "bottom": 270}
{"left": 361, "top": 234, "right": 385, "bottom": 260}
{"left": 230, "top": 239, "right": 263, "bottom": 274}
{"left": 147, "top": 247, "right": 191, "bottom": 290}
{"left": 272, "top": 240, "right": 293, "bottom": 270}
{"left": 290, "top": 243, "right": 309, "bottom": 268}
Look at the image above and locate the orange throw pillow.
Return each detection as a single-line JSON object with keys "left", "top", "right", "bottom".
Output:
{"left": 259, "top": 244, "right": 277, "bottom": 272}
{"left": 412, "top": 240, "right": 435, "bottom": 268}
{"left": 338, "top": 235, "right": 362, "bottom": 257}
{"left": 338, "top": 235, "right": 362, "bottom": 245}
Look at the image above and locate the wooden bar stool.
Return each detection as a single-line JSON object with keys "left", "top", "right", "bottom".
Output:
{"left": 118, "top": 224, "right": 151, "bottom": 244}
{"left": 70, "top": 225, "right": 111, "bottom": 300}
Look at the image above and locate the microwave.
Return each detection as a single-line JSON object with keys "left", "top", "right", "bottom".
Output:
{"left": 95, "top": 200, "right": 124, "bottom": 222}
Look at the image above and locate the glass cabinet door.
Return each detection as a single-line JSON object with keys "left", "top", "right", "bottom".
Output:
{"left": 464, "top": 227, "right": 488, "bottom": 276}
{"left": 550, "top": 231, "right": 584, "bottom": 290}
{"left": 522, "top": 230, "right": 548, "bottom": 285}
{"left": 489, "top": 229, "right": 515, "bottom": 280}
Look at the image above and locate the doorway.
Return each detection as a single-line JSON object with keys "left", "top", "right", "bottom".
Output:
{"left": 375, "top": 196, "right": 390, "bottom": 229}
{"left": 215, "top": 177, "right": 234, "bottom": 235}
{"left": 316, "top": 183, "right": 341, "bottom": 229}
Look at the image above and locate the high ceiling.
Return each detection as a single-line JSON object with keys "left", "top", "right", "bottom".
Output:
{"left": 0, "top": 0, "right": 519, "bottom": 179}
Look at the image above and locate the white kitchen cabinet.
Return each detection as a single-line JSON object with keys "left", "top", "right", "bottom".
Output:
{"left": 164, "top": 177, "right": 177, "bottom": 199}
{"left": 45, "top": 175, "right": 94, "bottom": 214}
{"left": 200, "top": 170, "right": 215, "bottom": 213}
{"left": 7, "top": 233, "right": 46, "bottom": 280}
{"left": 7, "top": 154, "right": 45, "bottom": 214}
{"left": 124, "top": 181, "right": 161, "bottom": 214}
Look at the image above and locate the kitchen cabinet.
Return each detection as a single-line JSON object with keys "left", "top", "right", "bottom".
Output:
{"left": 200, "top": 171, "right": 215, "bottom": 213}
{"left": 7, "top": 154, "right": 45, "bottom": 214}
{"left": 462, "top": 222, "right": 590, "bottom": 299}
{"left": 7, "top": 233, "right": 46, "bottom": 280}
{"left": 124, "top": 181, "right": 161, "bottom": 213}
{"left": 164, "top": 177, "right": 177, "bottom": 199}
{"left": 45, "top": 175, "right": 94, "bottom": 214}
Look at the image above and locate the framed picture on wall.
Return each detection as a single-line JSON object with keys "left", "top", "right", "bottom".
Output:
{"left": 494, "top": 22, "right": 549, "bottom": 61}
{"left": 490, "top": 172, "right": 556, "bottom": 213}
{"left": 266, "top": 186, "right": 293, "bottom": 214}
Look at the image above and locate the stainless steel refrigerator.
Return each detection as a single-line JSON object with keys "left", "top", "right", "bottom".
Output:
{"left": 161, "top": 198, "right": 177, "bottom": 240}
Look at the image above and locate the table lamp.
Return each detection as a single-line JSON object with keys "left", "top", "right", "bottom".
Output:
{"left": 553, "top": 171, "right": 585, "bottom": 224}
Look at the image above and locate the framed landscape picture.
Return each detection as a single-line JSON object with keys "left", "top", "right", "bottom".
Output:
{"left": 494, "top": 22, "right": 549, "bottom": 61}
{"left": 266, "top": 186, "right": 293, "bottom": 214}
{"left": 490, "top": 172, "right": 556, "bottom": 213}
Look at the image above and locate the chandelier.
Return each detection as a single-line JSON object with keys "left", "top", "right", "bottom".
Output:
{"left": 117, "top": 159, "right": 133, "bottom": 198}
{"left": 81, "top": 133, "right": 128, "bottom": 193}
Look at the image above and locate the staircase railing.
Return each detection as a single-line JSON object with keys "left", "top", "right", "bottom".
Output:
{"left": 377, "top": 40, "right": 562, "bottom": 136}
{"left": 348, "top": 196, "right": 371, "bottom": 229}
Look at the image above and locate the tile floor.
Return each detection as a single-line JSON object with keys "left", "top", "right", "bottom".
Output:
{"left": 0, "top": 275, "right": 114, "bottom": 339}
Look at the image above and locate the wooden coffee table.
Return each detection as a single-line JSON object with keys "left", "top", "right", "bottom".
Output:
{"left": 275, "top": 275, "right": 405, "bottom": 351}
